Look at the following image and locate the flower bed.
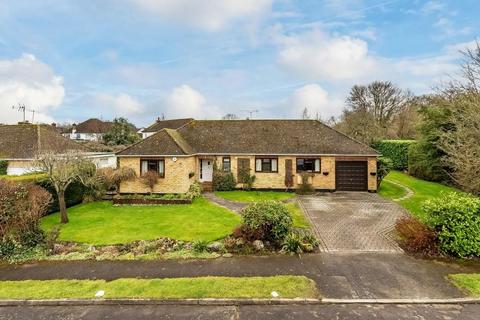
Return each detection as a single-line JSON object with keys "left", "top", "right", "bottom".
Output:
{"left": 113, "top": 194, "right": 193, "bottom": 205}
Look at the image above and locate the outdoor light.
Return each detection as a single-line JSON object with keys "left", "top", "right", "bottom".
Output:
{"left": 370, "top": 172, "right": 377, "bottom": 176}
{"left": 322, "top": 172, "right": 329, "bottom": 176}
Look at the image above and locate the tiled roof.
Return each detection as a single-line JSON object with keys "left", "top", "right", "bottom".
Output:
{"left": 68, "top": 118, "right": 112, "bottom": 134}
{"left": 143, "top": 118, "right": 193, "bottom": 133}
{"left": 118, "top": 119, "right": 378, "bottom": 156}
{"left": 0, "top": 124, "right": 88, "bottom": 159}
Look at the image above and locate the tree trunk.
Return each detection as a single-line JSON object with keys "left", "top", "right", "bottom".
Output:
{"left": 58, "top": 190, "right": 69, "bottom": 224}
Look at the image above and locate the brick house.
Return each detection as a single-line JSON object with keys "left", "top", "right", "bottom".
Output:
{"left": 63, "top": 118, "right": 113, "bottom": 142}
{"left": 116, "top": 120, "right": 379, "bottom": 193}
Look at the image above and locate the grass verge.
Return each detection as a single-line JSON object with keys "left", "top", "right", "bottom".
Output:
{"left": 449, "top": 274, "right": 480, "bottom": 297}
{"left": 0, "top": 276, "right": 319, "bottom": 300}
{"left": 41, "top": 198, "right": 241, "bottom": 245}
{"left": 286, "top": 202, "right": 310, "bottom": 229}
{"left": 214, "top": 190, "right": 295, "bottom": 202}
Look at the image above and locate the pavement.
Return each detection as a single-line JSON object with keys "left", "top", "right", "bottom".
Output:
{"left": 2, "top": 253, "right": 479, "bottom": 299}
{"left": 1, "top": 303, "right": 480, "bottom": 320}
{"left": 299, "top": 192, "right": 406, "bottom": 253}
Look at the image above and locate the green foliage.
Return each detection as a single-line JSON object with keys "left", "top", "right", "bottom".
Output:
{"left": 103, "top": 117, "right": 140, "bottom": 146}
{"left": 0, "top": 160, "right": 7, "bottom": 175}
{"left": 282, "top": 229, "right": 319, "bottom": 255}
{"left": 377, "top": 156, "right": 393, "bottom": 187}
{"left": 241, "top": 201, "right": 293, "bottom": 245}
{"left": 192, "top": 240, "right": 209, "bottom": 253}
{"left": 408, "top": 140, "right": 449, "bottom": 182}
{"left": 36, "top": 178, "right": 85, "bottom": 213}
{"left": 423, "top": 192, "right": 480, "bottom": 258}
{"left": 186, "top": 181, "right": 202, "bottom": 199}
{"left": 238, "top": 168, "right": 255, "bottom": 190}
{"left": 213, "top": 171, "right": 236, "bottom": 191}
{"left": 296, "top": 172, "right": 314, "bottom": 195}
{"left": 372, "top": 140, "right": 416, "bottom": 170}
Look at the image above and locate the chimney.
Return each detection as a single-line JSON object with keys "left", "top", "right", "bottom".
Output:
{"left": 51, "top": 122, "right": 57, "bottom": 127}
{"left": 157, "top": 117, "right": 161, "bottom": 122}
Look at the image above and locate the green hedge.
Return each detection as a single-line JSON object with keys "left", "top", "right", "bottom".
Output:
{"left": 36, "top": 179, "right": 86, "bottom": 213}
{"left": 0, "top": 160, "right": 8, "bottom": 175}
{"left": 372, "top": 140, "right": 416, "bottom": 171}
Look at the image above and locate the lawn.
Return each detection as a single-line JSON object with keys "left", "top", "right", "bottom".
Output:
{"left": 215, "top": 190, "right": 295, "bottom": 202}
{"left": 449, "top": 274, "right": 480, "bottom": 297}
{"left": 379, "top": 171, "right": 461, "bottom": 221}
{"left": 286, "top": 202, "right": 310, "bottom": 229}
{"left": 0, "top": 173, "right": 46, "bottom": 181}
{"left": 0, "top": 276, "right": 319, "bottom": 299}
{"left": 41, "top": 198, "right": 241, "bottom": 245}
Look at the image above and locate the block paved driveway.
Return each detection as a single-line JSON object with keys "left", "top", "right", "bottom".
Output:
{"left": 299, "top": 192, "right": 406, "bottom": 253}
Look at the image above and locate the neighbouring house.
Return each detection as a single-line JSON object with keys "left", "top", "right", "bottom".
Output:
{"left": 141, "top": 118, "right": 194, "bottom": 139}
{"left": 117, "top": 119, "right": 379, "bottom": 193}
{"left": 0, "top": 124, "right": 117, "bottom": 175}
{"left": 63, "top": 118, "right": 113, "bottom": 142}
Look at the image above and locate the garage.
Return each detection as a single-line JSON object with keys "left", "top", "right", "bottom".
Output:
{"left": 335, "top": 161, "right": 368, "bottom": 191}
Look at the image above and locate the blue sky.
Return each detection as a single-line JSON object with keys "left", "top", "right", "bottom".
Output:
{"left": 0, "top": 0, "right": 478, "bottom": 126}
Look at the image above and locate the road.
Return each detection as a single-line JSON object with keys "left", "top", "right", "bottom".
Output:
{"left": 0, "top": 303, "right": 478, "bottom": 319}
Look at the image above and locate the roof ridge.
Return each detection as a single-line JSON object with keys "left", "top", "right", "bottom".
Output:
{"left": 164, "top": 129, "right": 193, "bottom": 154}
{"left": 116, "top": 128, "right": 164, "bottom": 155}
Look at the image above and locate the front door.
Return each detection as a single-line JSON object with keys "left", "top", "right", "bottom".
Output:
{"left": 200, "top": 159, "right": 213, "bottom": 182}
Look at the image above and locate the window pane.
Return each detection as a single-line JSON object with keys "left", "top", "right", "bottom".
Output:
{"left": 141, "top": 160, "right": 148, "bottom": 174}
{"left": 262, "top": 159, "right": 271, "bottom": 172}
{"left": 296, "top": 159, "right": 304, "bottom": 171}
{"left": 256, "top": 159, "right": 262, "bottom": 171}
{"left": 158, "top": 160, "right": 165, "bottom": 177}
{"left": 223, "top": 157, "right": 231, "bottom": 172}
{"left": 315, "top": 159, "right": 320, "bottom": 172}
{"left": 271, "top": 159, "right": 278, "bottom": 172}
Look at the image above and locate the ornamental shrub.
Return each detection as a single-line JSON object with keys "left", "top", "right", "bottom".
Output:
{"left": 423, "top": 192, "right": 480, "bottom": 258}
{"left": 377, "top": 156, "right": 393, "bottom": 187}
{"left": 0, "top": 160, "right": 7, "bottom": 175}
{"left": 241, "top": 201, "right": 293, "bottom": 245}
{"left": 372, "top": 140, "right": 416, "bottom": 171}
{"left": 213, "top": 171, "right": 236, "bottom": 191}
{"left": 395, "top": 216, "right": 440, "bottom": 256}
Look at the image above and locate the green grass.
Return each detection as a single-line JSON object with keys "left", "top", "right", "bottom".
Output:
{"left": 215, "top": 190, "right": 295, "bottom": 202}
{"left": 41, "top": 198, "right": 241, "bottom": 245}
{"left": 0, "top": 173, "right": 46, "bottom": 181}
{"left": 449, "top": 274, "right": 480, "bottom": 297}
{"left": 286, "top": 202, "right": 310, "bottom": 229}
{"left": 0, "top": 276, "right": 319, "bottom": 300}
{"left": 378, "top": 179, "right": 407, "bottom": 200}
{"left": 380, "top": 171, "right": 461, "bottom": 221}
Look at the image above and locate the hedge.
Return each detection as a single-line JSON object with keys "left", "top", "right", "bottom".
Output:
{"left": 372, "top": 140, "right": 416, "bottom": 171}
{"left": 0, "top": 160, "right": 7, "bottom": 175}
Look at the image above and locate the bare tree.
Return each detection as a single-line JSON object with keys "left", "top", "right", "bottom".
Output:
{"left": 301, "top": 107, "right": 310, "bottom": 119}
{"left": 35, "top": 152, "right": 96, "bottom": 223}
{"left": 222, "top": 114, "right": 239, "bottom": 120}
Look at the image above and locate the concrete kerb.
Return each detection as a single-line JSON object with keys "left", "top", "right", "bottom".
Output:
{"left": 1, "top": 298, "right": 480, "bottom": 307}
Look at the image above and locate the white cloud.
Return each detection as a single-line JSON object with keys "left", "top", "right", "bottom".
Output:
{"left": 275, "top": 29, "right": 378, "bottom": 81}
{"left": 289, "top": 84, "right": 343, "bottom": 119}
{"left": 130, "top": 0, "right": 272, "bottom": 31}
{"left": 95, "top": 93, "right": 144, "bottom": 116}
{"left": 0, "top": 54, "right": 64, "bottom": 124}
{"left": 164, "top": 85, "right": 221, "bottom": 119}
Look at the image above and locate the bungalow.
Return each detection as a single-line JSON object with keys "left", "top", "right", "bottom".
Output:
{"left": 0, "top": 124, "right": 116, "bottom": 175}
{"left": 141, "top": 118, "right": 194, "bottom": 139}
{"left": 63, "top": 118, "right": 112, "bottom": 142}
{"left": 117, "top": 119, "right": 379, "bottom": 193}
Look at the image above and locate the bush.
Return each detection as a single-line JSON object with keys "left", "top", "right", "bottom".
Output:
{"left": 423, "top": 192, "right": 480, "bottom": 258}
{"left": 238, "top": 168, "right": 256, "bottom": 190}
{"left": 192, "top": 240, "right": 209, "bottom": 253}
{"left": 296, "top": 172, "right": 314, "bottom": 195}
{"left": 187, "top": 181, "right": 202, "bottom": 199}
{"left": 372, "top": 140, "right": 416, "bottom": 171}
{"left": 282, "top": 229, "right": 319, "bottom": 255}
{"left": 395, "top": 216, "right": 439, "bottom": 256}
{"left": 241, "top": 201, "right": 293, "bottom": 245}
{"left": 213, "top": 171, "right": 236, "bottom": 191}
{"left": 141, "top": 171, "right": 159, "bottom": 192}
{"left": 0, "top": 180, "right": 51, "bottom": 258}
{"left": 408, "top": 140, "right": 449, "bottom": 183}
{"left": 0, "top": 160, "right": 7, "bottom": 175}
{"left": 377, "top": 156, "right": 393, "bottom": 187}
{"left": 36, "top": 179, "right": 85, "bottom": 213}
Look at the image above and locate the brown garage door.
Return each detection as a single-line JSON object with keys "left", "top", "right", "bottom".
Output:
{"left": 335, "top": 161, "right": 368, "bottom": 191}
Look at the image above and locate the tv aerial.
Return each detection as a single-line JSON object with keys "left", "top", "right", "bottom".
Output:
{"left": 12, "top": 104, "right": 36, "bottom": 123}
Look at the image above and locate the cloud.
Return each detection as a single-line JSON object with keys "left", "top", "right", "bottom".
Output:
{"left": 164, "top": 85, "right": 221, "bottom": 119}
{"left": 130, "top": 0, "right": 272, "bottom": 31}
{"left": 274, "top": 28, "right": 378, "bottom": 82}
{"left": 289, "top": 84, "right": 343, "bottom": 119}
{"left": 0, "top": 54, "right": 64, "bottom": 124}
{"left": 94, "top": 93, "right": 144, "bottom": 116}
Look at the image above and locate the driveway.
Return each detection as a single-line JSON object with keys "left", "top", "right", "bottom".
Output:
{"left": 298, "top": 192, "right": 406, "bottom": 253}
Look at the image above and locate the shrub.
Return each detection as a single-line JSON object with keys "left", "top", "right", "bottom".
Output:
{"left": 36, "top": 178, "right": 85, "bottom": 213}
{"left": 296, "top": 172, "right": 314, "bottom": 195}
{"left": 0, "top": 160, "right": 7, "bottom": 175}
{"left": 241, "top": 201, "right": 293, "bottom": 245}
{"left": 395, "top": 216, "right": 439, "bottom": 256}
{"left": 282, "top": 229, "right": 319, "bottom": 255}
{"left": 187, "top": 181, "right": 202, "bottom": 199}
{"left": 0, "top": 180, "right": 51, "bottom": 258}
{"left": 213, "top": 171, "right": 236, "bottom": 191}
{"left": 141, "top": 171, "right": 159, "bottom": 192}
{"left": 192, "top": 240, "right": 209, "bottom": 253}
{"left": 408, "top": 141, "right": 449, "bottom": 182}
{"left": 372, "top": 140, "right": 416, "bottom": 171}
{"left": 238, "top": 168, "right": 256, "bottom": 190}
{"left": 377, "top": 156, "right": 393, "bottom": 187}
{"left": 423, "top": 192, "right": 480, "bottom": 258}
